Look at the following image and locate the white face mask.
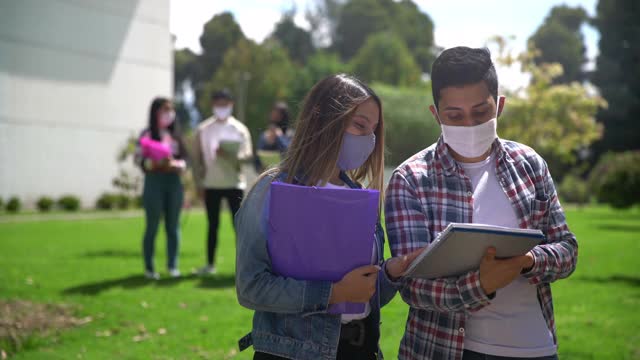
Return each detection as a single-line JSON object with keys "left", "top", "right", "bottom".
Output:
{"left": 158, "top": 110, "right": 175, "bottom": 127}
{"left": 213, "top": 105, "right": 233, "bottom": 120}
{"left": 437, "top": 97, "right": 502, "bottom": 158}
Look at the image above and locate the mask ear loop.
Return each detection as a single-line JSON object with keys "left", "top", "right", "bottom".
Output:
{"left": 429, "top": 105, "right": 442, "bottom": 125}
{"left": 496, "top": 95, "right": 505, "bottom": 118}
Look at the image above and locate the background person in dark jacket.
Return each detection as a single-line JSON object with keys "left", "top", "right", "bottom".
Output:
{"left": 255, "top": 102, "right": 294, "bottom": 172}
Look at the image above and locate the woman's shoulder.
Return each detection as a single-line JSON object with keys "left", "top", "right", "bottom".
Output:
{"left": 138, "top": 129, "right": 151, "bottom": 140}
{"left": 255, "top": 170, "right": 282, "bottom": 189}
{"left": 241, "top": 172, "right": 280, "bottom": 213}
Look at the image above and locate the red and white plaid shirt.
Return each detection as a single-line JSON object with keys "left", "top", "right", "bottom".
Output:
{"left": 385, "top": 137, "right": 578, "bottom": 360}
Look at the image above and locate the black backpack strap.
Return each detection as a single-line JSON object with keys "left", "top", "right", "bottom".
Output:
{"left": 238, "top": 332, "right": 253, "bottom": 352}
{"left": 339, "top": 171, "right": 361, "bottom": 189}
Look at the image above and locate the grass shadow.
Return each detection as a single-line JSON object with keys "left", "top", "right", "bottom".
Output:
{"left": 557, "top": 349, "right": 596, "bottom": 360}
{"left": 62, "top": 275, "right": 151, "bottom": 295}
{"left": 82, "top": 250, "right": 141, "bottom": 258}
{"left": 82, "top": 250, "right": 199, "bottom": 259}
{"left": 596, "top": 223, "right": 640, "bottom": 233}
{"left": 575, "top": 275, "right": 640, "bottom": 287}
{"left": 578, "top": 212, "right": 640, "bottom": 223}
{"left": 196, "top": 274, "right": 235, "bottom": 289}
{"left": 154, "top": 273, "right": 199, "bottom": 287}
{"left": 62, "top": 273, "right": 236, "bottom": 295}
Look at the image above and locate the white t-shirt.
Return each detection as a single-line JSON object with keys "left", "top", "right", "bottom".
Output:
{"left": 459, "top": 155, "right": 556, "bottom": 358}
{"left": 318, "top": 181, "right": 374, "bottom": 324}
{"left": 196, "top": 116, "right": 253, "bottom": 190}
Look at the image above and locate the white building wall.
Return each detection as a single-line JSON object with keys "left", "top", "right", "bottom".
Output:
{"left": 0, "top": 0, "right": 172, "bottom": 207}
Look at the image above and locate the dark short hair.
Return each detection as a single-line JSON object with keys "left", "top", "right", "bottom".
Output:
{"left": 272, "top": 101, "right": 290, "bottom": 131}
{"left": 148, "top": 97, "right": 172, "bottom": 141}
{"left": 431, "top": 47, "right": 498, "bottom": 109}
{"left": 211, "top": 88, "right": 234, "bottom": 102}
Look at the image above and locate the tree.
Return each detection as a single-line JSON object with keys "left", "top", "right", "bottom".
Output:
{"left": 547, "top": 5, "right": 588, "bottom": 31}
{"left": 305, "top": 0, "right": 344, "bottom": 48}
{"left": 286, "top": 51, "right": 351, "bottom": 115}
{"left": 173, "top": 48, "right": 199, "bottom": 90}
{"left": 199, "top": 39, "right": 295, "bottom": 139}
{"left": 588, "top": 151, "right": 640, "bottom": 209}
{"left": 350, "top": 32, "right": 422, "bottom": 87}
{"left": 303, "top": 52, "right": 348, "bottom": 83}
{"left": 390, "top": 0, "right": 436, "bottom": 72}
{"left": 270, "top": 11, "right": 315, "bottom": 64}
{"left": 373, "top": 83, "right": 439, "bottom": 166}
{"left": 591, "top": 0, "right": 640, "bottom": 153}
{"left": 198, "top": 12, "right": 245, "bottom": 82}
{"left": 332, "top": 0, "right": 392, "bottom": 60}
{"left": 330, "top": 0, "right": 435, "bottom": 72}
{"left": 491, "top": 37, "right": 605, "bottom": 179}
{"left": 529, "top": 5, "right": 588, "bottom": 84}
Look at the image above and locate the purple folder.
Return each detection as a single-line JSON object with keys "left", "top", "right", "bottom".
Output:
{"left": 267, "top": 181, "right": 380, "bottom": 314}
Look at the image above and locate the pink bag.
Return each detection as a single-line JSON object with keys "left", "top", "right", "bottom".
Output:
{"left": 140, "top": 136, "right": 172, "bottom": 160}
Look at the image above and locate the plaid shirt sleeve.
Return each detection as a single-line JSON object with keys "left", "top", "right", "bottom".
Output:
{"left": 522, "top": 158, "right": 578, "bottom": 284}
{"left": 385, "top": 170, "right": 492, "bottom": 313}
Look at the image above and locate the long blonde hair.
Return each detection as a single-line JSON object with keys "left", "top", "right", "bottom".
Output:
{"left": 262, "top": 74, "right": 385, "bottom": 204}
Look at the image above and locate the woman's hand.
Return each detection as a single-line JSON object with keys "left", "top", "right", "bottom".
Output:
{"left": 146, "top": 158, "right": 170, "bottom": 172}
{"left": 329, "top": 265, "right": 380, "bottom": 304}
{"left": 384, "top": 247, "right": 424, "bottom": 280}
{"left": 169, "top": 159, "right": 186, "bottom": 172}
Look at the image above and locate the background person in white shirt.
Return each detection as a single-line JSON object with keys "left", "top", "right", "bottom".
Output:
{"left": 193, "top": 89, "right": 253, "bottom": 275}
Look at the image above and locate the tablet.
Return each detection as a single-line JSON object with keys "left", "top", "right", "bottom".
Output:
{"left": 404, "top": 223, "right": 544, "bottom": 279}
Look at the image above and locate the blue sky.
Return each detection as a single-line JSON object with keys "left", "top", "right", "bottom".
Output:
{"left": 169, "top": 0, "right": 599, "bottom": 89}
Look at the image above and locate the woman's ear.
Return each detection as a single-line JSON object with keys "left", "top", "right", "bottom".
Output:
{"left": 497, "top": 96, "right": 506, "bottom": 118}
{"left": 429, "top": 105, "right": 441, "bottom": 125}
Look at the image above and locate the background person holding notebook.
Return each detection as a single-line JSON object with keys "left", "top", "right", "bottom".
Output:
{"left": 385, "top": 47, "right": 578, "bottom": 360}
{"left": 235, "top": 74, "right": 419, "bottom": 360}
{"left": 192, "top": 89, "right": 253, "bottom": 275}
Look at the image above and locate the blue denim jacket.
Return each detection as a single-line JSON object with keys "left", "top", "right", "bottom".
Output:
{"left": 235, "top": 171, "right": 398, "bottom": 359}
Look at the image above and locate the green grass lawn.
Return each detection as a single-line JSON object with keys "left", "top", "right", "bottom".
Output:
{"left": 0, "top": 206, "right": 639, "bottom": 359}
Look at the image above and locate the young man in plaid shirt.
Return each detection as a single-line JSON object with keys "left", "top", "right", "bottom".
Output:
{"left": 384, "top": 47, "right": 577, "bottom": 360}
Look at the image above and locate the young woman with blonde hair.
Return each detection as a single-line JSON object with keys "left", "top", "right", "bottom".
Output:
{"left": 235, "top": 74, "right": 420, "bottom": 360}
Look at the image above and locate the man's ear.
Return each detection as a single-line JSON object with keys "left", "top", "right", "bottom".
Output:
{"left": 429, "top": 104, "right": 441, "bottom": 125}
{"left": 497, "top": 96, "right": 505, "bottom": 118}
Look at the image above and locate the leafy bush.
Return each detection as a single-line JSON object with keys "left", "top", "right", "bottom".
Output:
{"left": 57, "top": 195, "right": 80, "bottom": 212}
{"left": 96, "top": 193, "right": 118, "bottom": 210}
{"left": 112, "top": 168, "right": 141, "bottom": 197}
{"left": 588, "top": 151, "right": 640, "bottom": 209}
{"left": 491, "top": 36, "right": 604, "bottom": 181}
{"left": 0, "top": 197, "right": 4, "bottom": 210}
{"left": 373, "top": 83, "right": 440, "bottom": 167}
{"left": 116, "top": 194, "right": 131, "bottom": 210}
{"left": 351, "top": 32, "right": 422, "bottom": 87}
{"left": 558, "top": 174, "right": 589, "bottom": 205}
{"left": 133, "top": 195, "right": 143, "bottom": 209}
{"left": 36, "top": 197, "right": 55, "bottom": 212}
{"left": 6, "top": 197, "right": 21, "bottom": 213}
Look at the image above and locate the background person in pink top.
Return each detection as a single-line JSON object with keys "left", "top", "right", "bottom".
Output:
{"left": 134, "top": 97, "right": 188, "bottom": 280}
